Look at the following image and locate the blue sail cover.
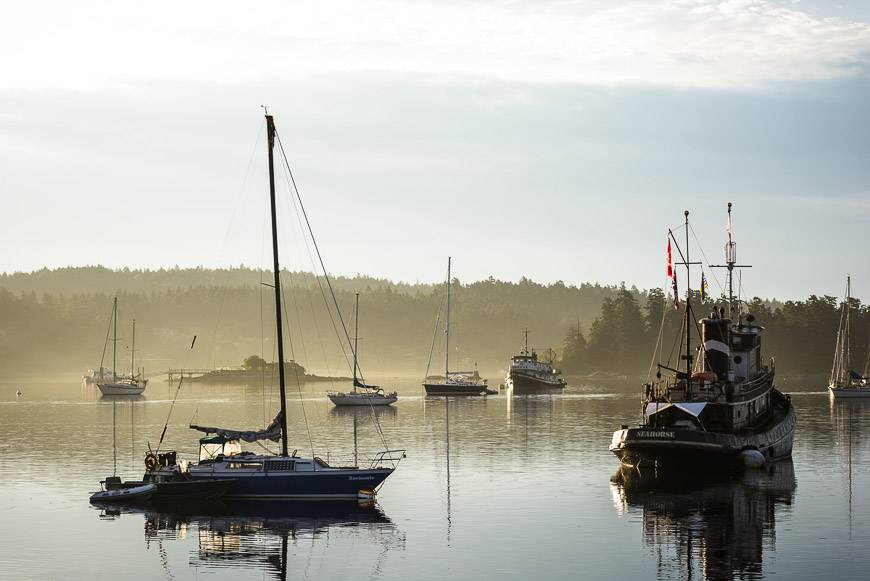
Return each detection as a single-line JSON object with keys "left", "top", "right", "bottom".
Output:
{"left": 354, "top": 378, "right": 380, "bottom": 389}
{"left": 190, "top": 411, "right": 283, "bottom": 443}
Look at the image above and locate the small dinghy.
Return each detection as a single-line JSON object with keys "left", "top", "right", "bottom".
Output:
{"left": 90, "top": 476, "right": 156, "bottom": 504}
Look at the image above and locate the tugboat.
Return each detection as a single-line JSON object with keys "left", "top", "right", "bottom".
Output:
{"left": 505, "top": 329, "right": 566, "bottom": 393}
{"left": 610, "top": 204, "right": 795, "bottom": 469}
{"left": 423, "top": 257, "right": 491, "bottom": 396}
{"left": 828, "top": 276, "right": 870, "bottom": 398}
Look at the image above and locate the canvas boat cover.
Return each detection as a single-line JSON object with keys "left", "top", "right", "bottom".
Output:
{"left": 644, "top": 402, "right": 707, "bottom": 420}
{"left": 190, "top": 411, "right": 283, "bottom": 443}
{"left": 354, "top": 378, "right": 380, "bottom": 389}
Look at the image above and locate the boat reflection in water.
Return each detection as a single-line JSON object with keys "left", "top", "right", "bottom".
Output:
{"left": 611, "top": 460, "right": 796, "bottom": 580}
{"left": 97, "top": 501, "right": 402, "bottom": 580}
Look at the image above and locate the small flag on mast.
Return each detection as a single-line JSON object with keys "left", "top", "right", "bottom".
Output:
{"left": 672, "top": 272, "right": 680, "bottom": 309}
{"left": 667, "top": 239, "right": 673, "bottom": 279}
{"left": 700, "top": 272, "right": 708, "bottom": 303}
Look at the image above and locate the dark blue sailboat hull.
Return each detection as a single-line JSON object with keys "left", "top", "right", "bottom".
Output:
{"left": 189, "top": 468, "right": 394, "bottom": 500}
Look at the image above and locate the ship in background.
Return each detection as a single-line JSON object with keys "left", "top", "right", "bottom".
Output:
{"left": 505, "top": 328, "right": 566, "bottom": 394}
{"left": 610, "top": 203, "right": 795, "bottom": 469}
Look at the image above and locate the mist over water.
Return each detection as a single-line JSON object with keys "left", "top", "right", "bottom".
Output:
{"left": 1, "top": 376, "right": 868, "bottom": 580}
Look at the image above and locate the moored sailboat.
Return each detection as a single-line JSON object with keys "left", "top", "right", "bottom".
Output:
{"left": 423, "top": 257, "right": 491, "bottom": 396}
{"left": 146, "top": 113, "right": 403, "bottom": 500}
{"left": 828, "top": 276, "right": 870, "bottom": 398}
{"left": 97, "top": 299, "right": 147, "bottom": 396}
{"left": 328, "top": 293, "right": 398, "bottom": 406}
{"left": 610, "top": 204, "right": 795, "bottom": 469}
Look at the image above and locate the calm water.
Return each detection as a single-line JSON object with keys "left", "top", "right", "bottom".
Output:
{"left": 1, "top": 377, "right": 868, "bottom": 580}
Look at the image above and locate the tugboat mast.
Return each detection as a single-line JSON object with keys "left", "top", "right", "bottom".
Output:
{"left": 711, "top": 202, "right": 751, "bottom": 320}
{"left": 684, "top": 210, "right": 691, "bottom": 378}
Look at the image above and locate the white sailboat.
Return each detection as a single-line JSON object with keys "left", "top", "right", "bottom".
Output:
{"left": 829, "top": 276, "right": 870, "bottom": 398}
{"left": 328, "top": 293, "right": 398, "bottom": 407}
{"left": 98, "top": 298, "right": 147, "bottom": 396}
{"left": 423, "top": 257, "right": 490, "bottom": 396}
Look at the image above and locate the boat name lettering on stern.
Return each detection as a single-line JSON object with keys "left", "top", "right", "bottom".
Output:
{"left": 636, "top": 431, "right": 675, "bottom": 439}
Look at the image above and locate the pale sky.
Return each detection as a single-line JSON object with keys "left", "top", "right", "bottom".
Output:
{"left": 1, "top": 0, "right": 869, "bottom": 299}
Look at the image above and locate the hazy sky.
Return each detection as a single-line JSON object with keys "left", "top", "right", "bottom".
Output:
{"left": 1, "top": 0, "right": 868, "bottom": 299}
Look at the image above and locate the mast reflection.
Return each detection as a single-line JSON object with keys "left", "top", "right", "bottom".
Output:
{"left": 611, "top": 461, "right": 796, "bottom": 580}
{"left": 99, "top": 501, "right": 401, "bottom": 580}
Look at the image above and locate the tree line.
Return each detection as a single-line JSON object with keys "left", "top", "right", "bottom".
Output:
{"left": 2, "top": 267, "right": 863, "bottom": 380}
{"left": 0, "top": 267, "right": 627, "bottom": 377}
{"left": 559, "top": 286, "right": 869, "bottom": 378}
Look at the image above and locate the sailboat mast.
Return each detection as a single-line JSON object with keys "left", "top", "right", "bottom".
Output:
{"left": 846, "top": 275, "right": 852, "bottom": 377}
{"left": 266, "top": 114, "right": 290, "bottom": 457}
{"left": 445, "top": 257, "right": 452, "bottom": 380}
{"left": 131, "top": 319, "right": 135, "bottom": 379}
{"left": 112, "top": 297, "right": 118, "bottom": 381}
{"left": 353, "top": 292, "right": 360, "bottom": 391}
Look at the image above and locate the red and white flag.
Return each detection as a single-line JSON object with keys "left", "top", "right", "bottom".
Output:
{"left": 667, "top": 239, "right": 673, "bottom": 279}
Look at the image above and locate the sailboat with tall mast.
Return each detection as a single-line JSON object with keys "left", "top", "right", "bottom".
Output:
{"left": 328, "top": 293, "right": 398, "bottom": 406}
{"left": 423, "top": 257, "right": 490, "bottom": 396}
{"left": 98, "top": 299, "right": 148, "bottom": 396}
{"left": 147, "top": 113, "right": 403, "bottom": 499}
{"left": 828, "top": 276, "right": 870, "bottom": 398}
{"left": 610, "top": 204, "right": 795, "bottom": 469}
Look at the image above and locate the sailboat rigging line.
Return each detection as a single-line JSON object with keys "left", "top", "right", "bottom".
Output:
{"left": 646, "top": 283, "right": 670, "bottom": 383}
{"left": 155, "top": 376, "right": 184, "bottom": 454}
{"left": 285, "top": 188, "right": 353, "bottom": 379}
{"left": 112, "top": 399, "right": 117, "bottom": 477}
{"left": 424, "top": 287, "right": 447, "bottom": 381}
{"left": 279, "top": 163, "right": 351, "bottom": 382}
{"left": 279, "top": 280, "right": 316, "bottom": 459}
{"left": 274, "top": 131, "right": 391, "bottom": 455}
{"left": 274, "top": 132, "right": 357, "bottom": 370}
{"left": 97, "top": 300, "right": 114, "bottom": 380}
{"left": 687, "top": 223, "right": 725, "bottom": 295}
{"left": 206, "top": 125, "right": 266, "bottom": 369}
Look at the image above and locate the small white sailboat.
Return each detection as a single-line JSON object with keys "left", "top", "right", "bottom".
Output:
{"left": 328, "top": 293, "right": 398, "bottom": 407}
{"left": 829, "top": 276, "right": 870, "bottom": 398}
{"left": 98, "top": 298, "right": 147, "bottom": 396}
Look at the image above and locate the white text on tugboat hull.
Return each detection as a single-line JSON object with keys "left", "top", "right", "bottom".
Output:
{"left": 637, "top": 431, "right": 675, "bottom": 439}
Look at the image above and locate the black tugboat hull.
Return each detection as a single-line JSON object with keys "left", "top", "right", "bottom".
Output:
{"left": 508, "top": 373, "right": 566, "bottom": 394}
{"left": 610, "top": 392, "right": 796, "bottom": 469}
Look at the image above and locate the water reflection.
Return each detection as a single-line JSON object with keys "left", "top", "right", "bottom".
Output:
{"left": 611, "top": 461, "right": 796, "bottom": 581}
{"left": 97, "top": 501, "right": 402, "bottom": 580}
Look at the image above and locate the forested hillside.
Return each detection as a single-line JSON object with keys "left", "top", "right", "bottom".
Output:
{"left": 0, "top": 267, "right": 626, "bottom": 377}
{"left": 1, "top": 267, "right": 863, "bottom": 380}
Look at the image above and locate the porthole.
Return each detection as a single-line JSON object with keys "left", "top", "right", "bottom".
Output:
{"left": 734, "top": 355, "right": 743, "bottom": 364}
